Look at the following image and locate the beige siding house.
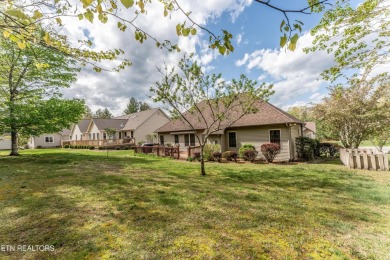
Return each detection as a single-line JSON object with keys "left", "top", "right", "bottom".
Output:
{"left": 156, "top": 101, "right": 304, "bottom": 161}
{"left": 0, "top": 134, "right": 11, "bottom": 150}
{"left": 303, "top": 122, "right": 316, "bottom": 139}
{"left": 28, "top": 129, "right": 71, "bottom": 148}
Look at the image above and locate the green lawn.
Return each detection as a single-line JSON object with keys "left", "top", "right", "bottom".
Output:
{"left": 0, "top": 149, "right": 389, "bottom": 259}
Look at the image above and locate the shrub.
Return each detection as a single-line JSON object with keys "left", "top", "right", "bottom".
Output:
{"left": 115, "top": 146, "right": 121, "bottom": 150}
{"left": 89, "top": 146, "right": 95, "bottom": 150}
{"left": 124, "top": 146, "right": 130, "bottom": 150}
{"left": 260, "top": 143, "right": 281, "bottom": 163}
{"left": 222, "top": 151, "right": 238, "bottom": 162}
{"left": 98, "top": 146, "right": 104, "bottom": 150}
{"left": 70, "top": 145, "right": 74, "bottom": 149}
{"left": 295, "top": 137, "right": 319, "bottom": 160}
{"left": 64, "top": 144, "right": 70, "bottom": 148}
{"left": 243, "top": 149, "right": 258, "bottom": 162}
{"left": 239, "top": 144, "right": 256, "bottom": 159}
{"left": 212, "top": 152, "right": 222, "bottom": 162}
{"left": 187, "top": 156, "right": 194, "bottom": 162}
{"left": 319, "top": 142, "right": 341, "bottom": 157}
{"left": 36, "top": 145, "right": 43, "bottom": 149}
{"left": 203, "top": 144, "right": 221, "bottom": 161}
{"left": 193, "top": 152, "right": 201, "bottom": 161}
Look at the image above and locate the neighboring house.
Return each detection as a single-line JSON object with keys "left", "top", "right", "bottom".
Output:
{"left": 70, "top": 119, "right": 90, "bottom": 141}
{"left": 303, "top": 122, "right": 316, "bottom": 139}
{"left": 156, "top": 101, "right": 304, "bottom": 161}
{"left": 0, "top": 134, "right": 11, "bottom": 150}
{"left": 28, "top": 129, "right": 72, "bottom": 148}
{"left": 68, "top": 108, "right": 170, "bottom": 144}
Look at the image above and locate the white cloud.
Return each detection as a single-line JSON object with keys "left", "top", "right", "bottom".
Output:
{"left": 236, "top": 33, "right": 243, "bottom": 45}
{"left": 235, "top": 32, "right": 335, "bottom": 107}
{"left": 58, "top": 0, "right": 252, "bottom": 116}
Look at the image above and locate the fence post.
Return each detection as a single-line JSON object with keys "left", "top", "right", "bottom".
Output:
{"left": 356, "top": 154, "right": 361, "bottom": 169}
{"left": 362, "top": 154, "right": 369, "bottom": 170}
{"left": 348, "top": 153, "right": 354, "bottom": 169}
{"left": 369, "top": 154, "right": 377, "bottom": 170}
{"left": 157, "top": 147, "right": 160, "bottom": 156}
{"left": 378, "top": 154, "right": 385, "bottom": 171}
{"left": 384, "top": 154, "right": 389, "bottom": 171}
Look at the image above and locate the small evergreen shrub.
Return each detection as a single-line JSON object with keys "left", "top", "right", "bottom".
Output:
{"left": 295, "top": 137, "right": 318, "bottom": 160}
{"left": 222, "top": 151, "right": 238, "bottom": 162}
{"left": 70, "top": 145, "right": 74, "bottom": 149}
{"left": 115, "top": 146, "right": 121, "bottom": 150}
{"left": 36, "top": 145, "right": 43, "bottom": 149}
{"left": 64, "top": 144, "right": 70, "bottom": 148}
{"left": 239, "top": 144, "right": 256, "bottom": 159}
{"left": 212, "top": 152, "right": 222, "bottom": 162}
{"left": 187, "top": 156, "right": 194, "bottom": 162}
{"left": 193, "top": 152, "right": 201, "bottom": 161}
{"left": 260, "top": 143, "right": 281, "bottom": 163}
{"left": 124, "top": 146, "right": 130, "bottom": 150}
{"left": 89, "top": 146, "right": 95, "bottom": 150}
{"left": 319, "top": 142, "right": 341, "bottom": 157}
{"left": 98, "top": 146, "right": 104, "bottom": 150}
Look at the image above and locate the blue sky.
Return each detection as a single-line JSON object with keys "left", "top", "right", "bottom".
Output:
{"left": 61, "top": 0, "right": 347, "bottom": 115}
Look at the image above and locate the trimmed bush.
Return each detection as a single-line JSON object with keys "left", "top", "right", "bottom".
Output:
{"left": 36, "top": 145, "right": 43, "bottom": 149}
{"left": 295, "top": 137, "right": 318, "bottom": 160}
{"left": 187, "top": 156, "right": 194, "bottom": 162}
{"left": 64, "top": 144, "right": 70, "bottom": 148}
{"left": 114, "top": 146, "right": 120, "bottom": 150}
{"left": 260, "top": 143, "right": 280, "bottom": 163}
{"left": 239, "top": 144, "right": 256, "bottom": 159}
{"left": 243, "top": 149, "right": 258, "bottom": 162}
{"left": 89, "top": 146, "right": 95, "bottom": 150}
{"left": 193, "top": 152, "right": 201, "bottom": 161}
{"left": 124, "top": 146, "right": 131, "bottom": 150}
{"left": 98, "top": 146, "right": 104, "bottom": 150}
{"left": 203, "top": 144, "right": 221, "bottom": 161}
{"left": 222, "top": 151, "right": 238, "bottom": 162}
{"left": 212, "top": 152, "right": 222, "bottom": 163}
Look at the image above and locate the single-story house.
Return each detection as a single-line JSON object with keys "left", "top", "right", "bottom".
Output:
{"left": 0, "top": 134, "right": 11, "bottom": 150}
{"left": 69, "top": 108, "right": 170, "bottom": 144}
{"left": 156, "top": 100, "right": 304, "bottom": 161}
{"left": 28, "top": 129, "right": 71, "bottom": 148}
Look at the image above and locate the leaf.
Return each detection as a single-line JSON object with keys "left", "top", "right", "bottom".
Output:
{"left": 96, "top": 5, "right": 103, "bottom": 14}
{"left": 17, "top": 41, "right": 26, "bottom": 49}
{"left": 288, "top": 33, "right": 299, "bottom": 51}
{"left": 191, "top": 28, "right": 197, "bottom": 35}
{"left": 120, "top": 0, "right": 134, "bottom": 9}
{"left": 176, "top": 24, "right": 181, "bottom": 36}
{"left": 3, "top": 31, "right": 10, "bottom": 38}
{"left": 5, "top": 9, "right": 29, "bottom": 20}
{"left": 81, "top": 0, "right": 94, "bottom": 7}
{"left": 84, "top": 11, "right": 94, "bottom": 23}
{"left": 218, "top": 46, "right": 226, "bottom": 55}
{"left": 43, "top": 33, "right": 51, "bottom": 44}
{"left": 78, "top": 14, "right": 84, "bottom": 20}
{"left": 33, "top": 10, "right": 43, "bottom": 19}
{"left": 280, "top": 20, "right": 285, "bottom": 32}
{"left": 55, "top": 18, "right": 62, "bottom": 25}
{"left": 280, "top": 35, "right": 287, "bottom": 47}
{"left": 164, "top": 8, "right": 168, "bottom": 17}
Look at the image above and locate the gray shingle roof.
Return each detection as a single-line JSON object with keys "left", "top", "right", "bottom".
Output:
{"left": 92, "top": 119, "right": 128, "bottom": 131}
{"left": 113, "top": 108, "right": 160, "bottom": 130}
{"left": 156, "top": 100, "right": 303, "bottom": 133}
{"left": 78, "top": 119, "right": 91, "bottom": 133}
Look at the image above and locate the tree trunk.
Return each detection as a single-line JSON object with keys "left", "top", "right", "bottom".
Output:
{"left": 9, "top": 129, "right": 19, "bottom": 156}
{"left": 200, "top": 146, "right": 206, "bottom": 175}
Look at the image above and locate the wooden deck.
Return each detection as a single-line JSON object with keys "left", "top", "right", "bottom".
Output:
{"left": 62, "top": 138, "right": 135, "bottom": 147}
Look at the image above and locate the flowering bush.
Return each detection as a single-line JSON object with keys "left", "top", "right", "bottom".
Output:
{"left": 239, "top": 144, "right": 256, "bottom": 159}
{"left": 212, "top": 152, "right": 222, "bottom": 162}
{"left": 243, "top": 149, "right": 258, "bottom": 162}
{"left": 260, "top": 143, "right": 281, "bottom": 163}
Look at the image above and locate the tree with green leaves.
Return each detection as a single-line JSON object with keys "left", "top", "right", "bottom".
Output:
{"left": 83, "top": 105, "right": 94, "bottom": 119}
{"left": 0, "top": 0, "right": 331, "bottom": 69}
{"left": 123, "top": 97, "right": 139, "bottom": 114}
{"left": 151, "top": 55, "right": 273, "bottom": 175}
{"left": 139, "top": 102, "right": 151, "bottom": 111}
{"left": 104, "top": 127, "right": 116, "bottom": 139}
{"left": 0, "top": 37, "right": 85, "bottom": 156}
{"left": 94, "top": 108, "right": 113, "bottom": 118}
{"left": 313, "top": 73, "right": 390, "bottom": 148}
{"left": 306, "top": 0, "right": 390, "bottom": 81}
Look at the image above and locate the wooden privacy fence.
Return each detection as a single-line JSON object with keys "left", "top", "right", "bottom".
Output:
{"left": 134, "top": 145, "right": 180, "bottom": 159}
{"left": 340, "top": 149, "right": 389, "bottom": 171}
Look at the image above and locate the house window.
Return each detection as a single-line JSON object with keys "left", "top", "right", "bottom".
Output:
{"left": 80, "top": 135, "right": 83, "bottom": 140}
{"left": 228, "top": 132, "right": 236, "bottom": 147}
{"left": 89, "top": 134, "right": 91, "bottom": 140}
{"left": 70, "top": 135, "right": 72, "bottom": 140}
{"left": 270, "top": 130, "right": 281, "bottom": 145}
{"left": 93, "top": 133, "right": 96, "bottom": 140}
{"left": 160, "top": 135, "right": 164, "bottom": 145}
{"left": 103, "top": 133, "right": 107, "bottom": 140}
{"left": 97, "top": 133, "right": 100, "bottom": 140}
{"left": 174, "top": 135, "right": 179, "bottom": 144}
{"left": 75, "top": 135, "right": 78, "bottom": 141}
{"left": 190, "top": 134, "right": 195, "bottom": 146}
{"left": 119, "top": 132, "right": 122, "bottom": 139}
{"left": 131, "top": 131, "right": 134, "bottom": 138}
{"left": 184, "top": 135, "right": 189, "bottom": 146}
{"left": 44, "top": 136, "right": 54, "bottom": 143}
{"left": 124, "top": 132, "right": 127, "bottom": 137}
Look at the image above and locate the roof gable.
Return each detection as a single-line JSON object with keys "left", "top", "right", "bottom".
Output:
{"left": 113, "top": 108, "right": 164, "bottom": 130}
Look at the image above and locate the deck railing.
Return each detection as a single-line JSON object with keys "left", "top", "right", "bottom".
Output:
{"left": 62, "top": 138, "right": 135, "bottom": 147}
{"left": 134, "top": 145, "right": 180, "bottom": 159}
{"left": 340, "top": 149, "right": 389, "bottom": 171}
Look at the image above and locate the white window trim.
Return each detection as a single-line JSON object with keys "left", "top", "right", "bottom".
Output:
{"left": 44, "top": 136, "right": 54, "bottom": 143}
{"left": 269, "top": 129, "right": 282, "bottom": 147}
{"left": 228, "top": 131, "right": 237, "bottom": 148}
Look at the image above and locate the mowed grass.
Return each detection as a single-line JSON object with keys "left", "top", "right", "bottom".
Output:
{"left": 0, "top": 149, "right": 389, "bottom": 259}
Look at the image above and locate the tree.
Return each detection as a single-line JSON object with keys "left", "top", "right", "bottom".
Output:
{"left": 0, "top": 37, "right": 85, "bottom": 156}
{"left": 83, "top": 105, "right": 94, "bottom": 119}
{"left": 104, "top": 127, "right": 116, "bottom": 139}
{"left": 151, "top": 56, "right": 273, "bottom": 175}
{"left": 306, "top": 0, "right": 390, "bottom": 81}
{"left": 139, "top": 102, "right": 151, "bottom": 111}
{"left": 123, "top": 97, "right": 139, "bottom": 114}
{"left": 94, "top": 108, "right": 113, "bottom": 118}
{"left": 313, "top": 73, "right": 390, "bottom": 148}
{"left": 370, "top": 128, "right": 390, "bottom": 153}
